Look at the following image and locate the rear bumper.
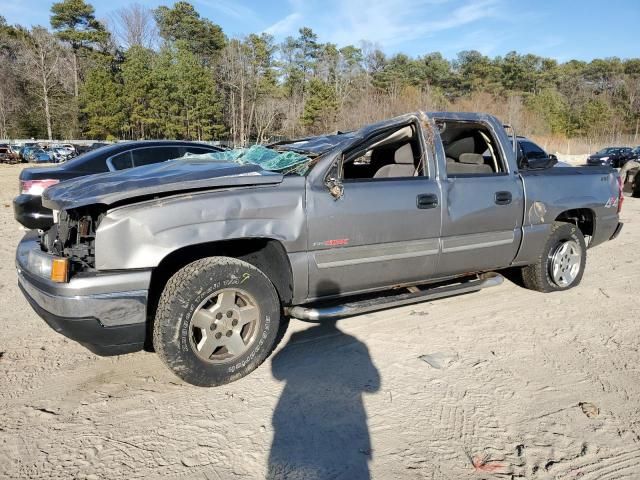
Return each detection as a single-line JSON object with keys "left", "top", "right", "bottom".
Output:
{"left": 16, "top": 233, "right": 151, "bottom": 356}
{"left": 610, "top": 222, "right": 623, "bottom": 240}
{"left": 13, "top": 194, "right": 53, "bottom": 230}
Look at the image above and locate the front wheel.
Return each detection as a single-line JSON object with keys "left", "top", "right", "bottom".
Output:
{"left": 521, "top": 221, "right": 587, "bottom": 293}
{"left": 153, "top": 257, "right": 287, "bottom": 387}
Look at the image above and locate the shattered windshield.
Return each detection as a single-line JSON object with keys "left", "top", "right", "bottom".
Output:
{"left": 182, "top": 145, "right": 313, "bottom": 175}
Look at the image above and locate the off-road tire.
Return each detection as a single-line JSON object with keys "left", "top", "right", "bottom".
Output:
{"left": 521, "top": 221, "right": 587, "bottom": 293}
{"left": 153, "top": 256, "right": 288, "bottom": 387}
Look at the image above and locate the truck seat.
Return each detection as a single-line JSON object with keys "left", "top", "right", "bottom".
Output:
{"left": 374, "top": 143, "right": 416, "bottom": 178}
{"left": 446, "top": 153, "right": 493, "bottom": 174}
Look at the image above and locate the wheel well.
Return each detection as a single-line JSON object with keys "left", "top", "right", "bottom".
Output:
{"left": 144, "top": 238, "right": 294, "bottom": 350}
{"left": 555, "top": 209, "right": 595, "bottom": 239}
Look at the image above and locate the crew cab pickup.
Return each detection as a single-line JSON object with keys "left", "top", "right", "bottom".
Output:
{"left": 16, "top": 112, "right": 624, "bottom": 386}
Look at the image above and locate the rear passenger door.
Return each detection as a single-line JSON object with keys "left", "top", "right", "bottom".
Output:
{"left": 436, "top": 119, "right": 523, "bottom": 275}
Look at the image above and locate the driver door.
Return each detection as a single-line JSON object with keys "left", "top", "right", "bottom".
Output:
{"left": 305, "top": 135, "right": 443, "bottom": 300}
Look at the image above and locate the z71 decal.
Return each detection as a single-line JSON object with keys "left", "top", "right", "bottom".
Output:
{"left": 312, "top": 238, "right": 350, "bottom": 248}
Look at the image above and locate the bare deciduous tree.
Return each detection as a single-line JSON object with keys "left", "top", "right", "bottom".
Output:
{"left": 18, "top": 27, "right": 66, "bottom": 140}
{"left": 254, "top": 97, "right": 285, "bottom": 143}
{"left": 109, "top": 3, "right": 158, "bottom": 50}
{"left": 0, "top": 57, "right": 21, "bottom": 139}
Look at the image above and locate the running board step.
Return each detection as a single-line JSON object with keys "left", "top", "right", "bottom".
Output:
{"left": 288, "top": 273, "right": 504, "bottom": 322}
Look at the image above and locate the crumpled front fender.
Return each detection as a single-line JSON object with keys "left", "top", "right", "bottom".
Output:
{"left": 95, "top": 179, "right": 306, "bottom": 270}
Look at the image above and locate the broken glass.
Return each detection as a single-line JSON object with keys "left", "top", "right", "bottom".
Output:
{"left": 182, "top": 145, "right": 312, "bottom": 175}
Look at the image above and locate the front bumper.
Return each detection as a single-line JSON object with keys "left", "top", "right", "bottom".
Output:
{"left": 16, "top": 232, "right": 152, "bottom": 356}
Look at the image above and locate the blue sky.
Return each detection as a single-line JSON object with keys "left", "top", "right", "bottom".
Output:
{"left": 2, "top": 0, "right": 639, "bottom": 61}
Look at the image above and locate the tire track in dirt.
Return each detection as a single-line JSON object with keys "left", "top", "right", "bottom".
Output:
{"left": 557, "top": 448, "right": 640, "bottom": 479}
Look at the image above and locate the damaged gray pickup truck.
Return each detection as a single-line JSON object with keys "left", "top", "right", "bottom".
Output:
{"left": 17, "top": 112, "right": 624, "bottom": 386}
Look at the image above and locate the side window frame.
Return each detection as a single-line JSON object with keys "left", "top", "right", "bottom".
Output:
{"left": 107, "top": 146, "right": 183, "bottom": 171}
{"left": 437, "top": 119, "right": 510, "bottom": 179}
{"left": 106, "top": 150, "right": 133, "bottom": 171}
{"left": 338, "top": 121, "right": 429, "bottom": 183}
{"left": 183, "top": 146, "right": 217, "bottom": 155}
{"left": 130, "top": 146, "right": 182, "bottom": 167}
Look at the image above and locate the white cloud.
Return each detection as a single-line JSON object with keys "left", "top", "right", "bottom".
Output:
{"left": 263, "top": 12, "right": 303, "bottom": 36}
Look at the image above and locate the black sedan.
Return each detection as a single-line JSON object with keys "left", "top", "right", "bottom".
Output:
{"left": 515, "top": 136, "right": 560, "bottom": 169}
{"left": 586, "top": 147, "right": 634, "bottom": 168}
{"left": 14, "top": 140, "right": 223, "bottom": 230}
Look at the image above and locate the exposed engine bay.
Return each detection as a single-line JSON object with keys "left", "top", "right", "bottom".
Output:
{"left": 40, "top": 209, "right": 103, "bottom": 270}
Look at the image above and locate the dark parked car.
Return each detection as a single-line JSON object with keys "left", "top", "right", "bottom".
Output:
{"left": 514, "top": 136, "right": 559, "bottom": 169}
{"left": 19, "top": 146, "right": 37, "bottom": 161}
{"left": 14, "top": 140, "right": 224, "bottom": 230}
{"left": 586, "top": 147, "right": 634, "bottom": 168}
{"left": 25, "top": 148, "right": 53, "bottom": 163}
{"left": 0, "top": 146, "right": 19, "bottom": 164}
{"left": 17, "top": 143, "right": 39, "bottom": 161}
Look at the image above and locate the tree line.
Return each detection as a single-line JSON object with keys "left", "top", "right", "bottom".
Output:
{"left": 1, "top": 0, "right": 639, "bottom": 146}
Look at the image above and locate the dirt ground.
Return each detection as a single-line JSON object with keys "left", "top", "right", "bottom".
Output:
{"left": 1, "top": 163, "right": 639, "bottom": 479}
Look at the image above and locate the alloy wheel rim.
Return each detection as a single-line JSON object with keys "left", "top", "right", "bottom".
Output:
{"left": 189, "top": 288, "right": 261, "bottom": 364}
{"left": 549, "top": 240, "right": 581, "bottom": 287}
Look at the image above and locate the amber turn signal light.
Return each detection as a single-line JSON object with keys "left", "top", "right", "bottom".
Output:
{"left": 50, "top": 257, "right": 69, "bottom": 283}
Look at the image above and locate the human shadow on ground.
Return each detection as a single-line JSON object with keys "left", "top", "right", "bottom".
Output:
{"left": 267, "top": 319, "right": 381, "bottom": 480}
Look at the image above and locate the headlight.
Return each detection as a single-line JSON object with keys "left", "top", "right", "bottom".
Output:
{"left": 27, "top": 249, "right": 69, "bottom": 283}
{"left": 601, "top": 156, "right": 609, "bottom": 161}
{"left": 27, "top": 249, "right": 52, "bottom": 278}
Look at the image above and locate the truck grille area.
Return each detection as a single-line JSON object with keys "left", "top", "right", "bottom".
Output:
{"left": 40, "top": 210, "right": 102, "bottom": 270}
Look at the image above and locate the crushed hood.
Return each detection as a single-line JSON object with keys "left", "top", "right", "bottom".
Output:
{"left": 42, "top": 159, "right": 283, "bottom": 211}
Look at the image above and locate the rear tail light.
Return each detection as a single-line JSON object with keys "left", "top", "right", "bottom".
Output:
{"left": 617, "top": 175, "right": 624, "bottom": 214}
{"left": 20, "top": 179, "right": 59, "bottom": 195}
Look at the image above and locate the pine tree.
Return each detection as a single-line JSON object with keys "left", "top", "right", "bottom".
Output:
{"left": 50, "top": 0, "right": 108, "bottom": 98}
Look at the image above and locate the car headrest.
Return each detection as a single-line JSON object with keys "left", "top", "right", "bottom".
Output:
{"left": 446, "top": 136, "right": 476, "bottom": 159}
{"left": 459, "top": 153, "right": 484, "bottom": 165}
{"left": 395, "top": 143, "right": 414, "bottom": 164}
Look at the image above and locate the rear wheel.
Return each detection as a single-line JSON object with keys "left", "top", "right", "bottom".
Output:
{"left": 521, "top": 221, "right": 586, "bottom": 293}
{"left": 153, "top": 257, "right": 287, "bottom": 387}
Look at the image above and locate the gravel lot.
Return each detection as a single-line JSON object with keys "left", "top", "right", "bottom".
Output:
{"left": 1, "top": 163, "right": 639, "bottom": 479}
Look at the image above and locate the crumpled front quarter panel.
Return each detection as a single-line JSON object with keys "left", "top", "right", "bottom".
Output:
{"left": 95, "top": 177, "right": 307, "bottom": 270}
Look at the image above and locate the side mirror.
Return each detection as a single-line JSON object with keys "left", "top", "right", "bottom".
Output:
{"left": 549, "top": 153, "right": 558, "bottom": 162}
{"left": 325, "top": 161, "right": 344, "bottom": 200}
{"left": 326, "top": 176, "right": 344, "bottom": 199}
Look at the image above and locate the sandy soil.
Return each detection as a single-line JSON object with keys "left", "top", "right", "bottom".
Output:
{"left": 1, "top": 163, "right": 639, "bottom": 479}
